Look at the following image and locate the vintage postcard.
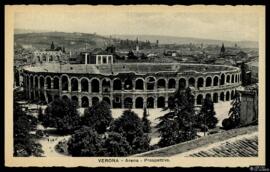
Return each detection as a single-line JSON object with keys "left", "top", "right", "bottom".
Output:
{"left": 5, "top": 5, "right": 266, "bottom": 167}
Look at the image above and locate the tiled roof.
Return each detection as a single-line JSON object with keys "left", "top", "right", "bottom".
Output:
{"left": 187, "top": 133, "right": 258, "bottom": 157}
{"left": 133, "top": 126, "right": 258, "bottom": 157}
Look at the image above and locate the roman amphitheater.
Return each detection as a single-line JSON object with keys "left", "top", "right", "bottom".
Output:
{"left": 21, "top": 63, "right": 241, "bottom": 108}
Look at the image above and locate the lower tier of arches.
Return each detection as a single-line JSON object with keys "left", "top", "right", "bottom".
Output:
{"left": 24, "top": 87, "right": 238, "bottom": 108}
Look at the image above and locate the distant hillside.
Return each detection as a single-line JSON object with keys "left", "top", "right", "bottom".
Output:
{"left": 14, "top": 31, "right": 110, "bottom": 51}
{"left": 111, "top": 34, "right": 258, "bottom": 49}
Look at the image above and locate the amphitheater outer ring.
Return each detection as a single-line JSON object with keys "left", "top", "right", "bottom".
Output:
{"left": 21, "top": 63, "right": 241, "bottom": 108}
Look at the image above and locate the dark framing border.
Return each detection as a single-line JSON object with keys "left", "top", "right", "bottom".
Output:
{"left": 0, "top": 1, "right": 269, "bottom": 172}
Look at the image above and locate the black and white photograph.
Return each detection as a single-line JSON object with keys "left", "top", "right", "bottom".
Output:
{"left": 5, "top": 5, "right": 266, "bottom": 167}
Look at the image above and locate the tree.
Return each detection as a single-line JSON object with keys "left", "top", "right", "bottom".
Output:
{"left": 40, "top": 98, "right": 81, "bottom": 134}
{"left": 67, "top": 126, "right": 105, "bottom": 156}
{"left": 229, "top": 92, "right": 241, "bottom": 125}
{"left": 102, "top": 132, "right": 132, "bottom": 156}
{"left": 196, "top": 97, "right": 218, "bottom": 130}
{"left": 222, "top": 92, "right": 241, "bottom": 130}
{"left": 142, "top": 107, "right": 151, "bottom": 133}
{"left": 14, "top": 102, "right": 43, "bottom": 157}
{"left": 82, "top": 101, "right": 113, "bottom": 134}
{"left": 156, "top": 87, "right": 197, "bottom": 147}
{"left": 110, "top": 110, "right": 150, "bottom": 154}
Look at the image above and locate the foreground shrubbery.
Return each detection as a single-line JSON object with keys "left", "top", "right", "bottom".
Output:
{"left": 39, "top": 98, "right": 81, "bottom": 134}
{"left": 14, "top": 101, "right": 43, "bottom": 157}
{"left": 67, "top": 107, "right": 151, "bottom": 156}
{"left": 81, "top": 101, "right": 113, "bottom": 134}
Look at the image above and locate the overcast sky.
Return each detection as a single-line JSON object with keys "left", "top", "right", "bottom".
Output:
{"left": 14, "top": 10, "right": 259, "bottom": 42}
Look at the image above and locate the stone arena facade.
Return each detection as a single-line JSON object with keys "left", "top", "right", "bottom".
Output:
{"left": 22, "top": 63, "right": 242, "bottom": 108}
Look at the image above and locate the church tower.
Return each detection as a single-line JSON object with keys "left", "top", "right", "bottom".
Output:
{"left": 220, "top": 43, "right": 225, "bottom": 57}
{"left": 50, "top": 41, "right": 55, "bottom": 50}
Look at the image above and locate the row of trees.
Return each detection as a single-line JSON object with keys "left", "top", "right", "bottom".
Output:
{"left": 38, "top": 99, "right": 152, "bottom": 156}
{"left": 37, "top": 87, "right": 241, "bottom": 155}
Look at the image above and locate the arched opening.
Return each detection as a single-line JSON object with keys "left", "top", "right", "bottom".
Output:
{"left": 226, "top": 75, "right": 230, "bottom": 83}
{"left": 47, "top": 94, "right": 53, "bottom": 103}
{"left": 61, "top": 76, "right": 69, "bottom": 91}
{"left": 53, "top": 77, "right": 59, "bottom": 89}
{"left": 213, "top": 76, "right": 219, "bottom": 86}
{"left": 113, "top": 79, "right": 122, "bottom": 90}
{"left": 157, "top": 79, "right": 166, "bottom": 89}
{"left": 35, "top": 77, "right": 38, "bottom": 89}
{"left": 213, "top": 93, "right": 218, "bottom": 103}
{"left": 71, "top": 96, "right": 78, "bottom": 106}
{"left": 49, "top": 55, "right": 53, "bottom": 61}
{"left": 40, "top": 77, "right": 44, "bottom": 89}
{"left": 197, "top": 77, "right": 204, "bottom": 88}
{"left": 179, "top": 78, "right": 186, "bottom": 90}
{"left": 220, "top": 92, "right": 225, "bottom": 101}
{"left": 40, "top": 92, "right": 46, "bottom": 103}
{"left": 147, "top": 77, "right": 156, "bottom": 90}
{"left": 188, "top": 78, "right": 195, "bottom": 87}
{"left": 113, "top": 96, "right": 122, "bottom": 108}
{"left": 235, "top": 75, "right": 237, "bottom": 83}
{"left": 196, "top": 94, "right": 203, "bottom": 105}
{"left": 206, "top": 93, "right": 211, "bottom": 101}
{"left": 147, "top": 97, "right": 155, "bottom": 108}
{"left": 206, "top": 77, "right": 212, "bottom": 87}
{"left": 157, "top": 97, "right": 165, "bottom": 108}
{"left": 62, "top": 95, "right": 69, "bottom": 102}
{"left": 102, "top": 97, "right": 111, "bottom": 106}
{"left": 81, "top": 96, "right": 89, "bottom": 108}
{"left": 54, "top": 95, "right": 60, "bottom": 100}
{"left": 168, "top": 78, "right": 176, "bottom": 89}
{"left": 231, "top": 75, "right": 235, "bottom": 83}
{"left": 102, "top": 79, "right": 111, "bottom": 92}
{"left": 168, "top": 96, "right": 175, "bottom": 108}
{"left": 92, "top": 97, "right": 99, "bottom": 106}
{"left": 71, "top": 78, "right": 78, "bottom": 91}
{"left": 124, "top": 97, "right": 133, "bottom": 109}
{"left": 135, "top": 79, "right": 144, "bottom": 90}
{"left": 30, "top": 76, "right": 34, "bottom": 88}
{"left": 135, "top": 97, "right": 144, "bottom": 108}
{"left": 226, "top": 91, "right": 230, "bottom": 101}
{"left": 231, "top": 90, "right": 235, "bottom": 99}
{"left": 91, "top": 79, "right": 100, "bottom": 93}
{"left": 46, "top": 77, "right": 51, "bottom": 89}
{"left": 124, "top": 79, "right": 133, "bottom": 90}
{"left": 220, "top": 74, "right": 225, "bottom": 85}
{"left": 30, "top": 91, "right": 34, "bottom": 100}
{"left": 81, "top": 79, "right": 89, "bottom": 92}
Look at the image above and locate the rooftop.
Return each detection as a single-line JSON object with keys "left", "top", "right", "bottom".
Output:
{"left": 23, "top": 63, "right": 239, "bottom": 75}
{"left": 133, "top": 125, "right": 258, "bottom": 157}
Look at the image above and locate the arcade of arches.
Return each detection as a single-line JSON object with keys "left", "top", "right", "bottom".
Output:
{"left": 23, "top": 71, "right": 241, "bottom": 108}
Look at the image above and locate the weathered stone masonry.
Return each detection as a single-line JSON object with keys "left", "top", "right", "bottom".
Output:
{"left": 22, "top": 63, "right": 241, "bottom": 108}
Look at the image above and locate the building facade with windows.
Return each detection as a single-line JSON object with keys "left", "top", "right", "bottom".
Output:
{"left": 21, "top": 63, "right": 241, "bottom": 108}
